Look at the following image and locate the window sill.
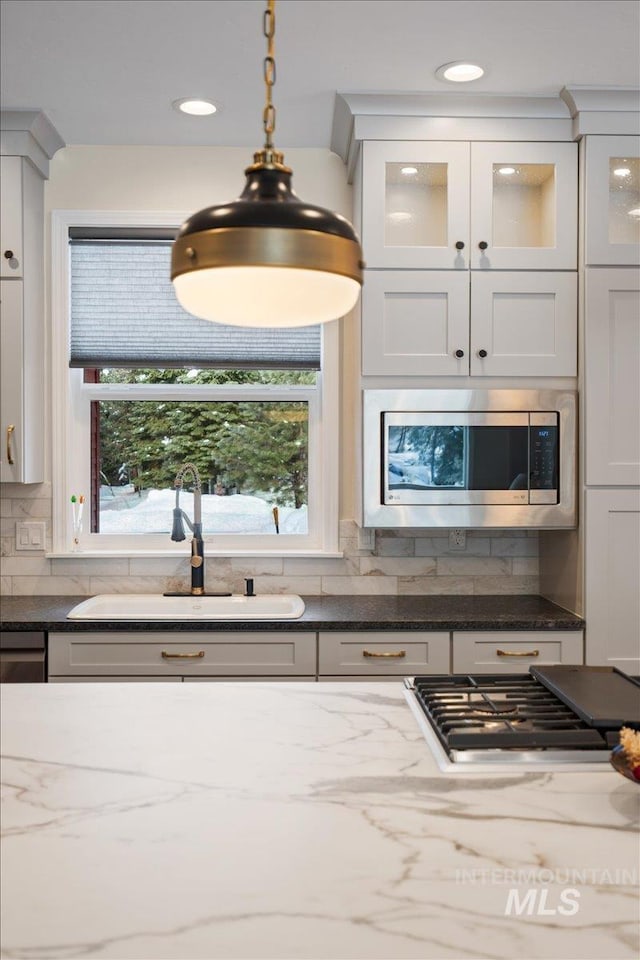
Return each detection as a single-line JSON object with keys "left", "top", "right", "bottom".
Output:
{"left": 46, "top": 549, "right": 344, "bottom": 559}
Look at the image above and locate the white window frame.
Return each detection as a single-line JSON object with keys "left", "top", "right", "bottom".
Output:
{"left": 50, "top": 210, "right": 340, "bottom": 557}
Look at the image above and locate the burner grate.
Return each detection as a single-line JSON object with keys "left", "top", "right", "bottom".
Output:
{"left": 413, "top": 674, "right": 608, "bottom": 752}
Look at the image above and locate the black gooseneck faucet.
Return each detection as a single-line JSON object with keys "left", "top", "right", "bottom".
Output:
{"left": 170, "top": 462, "right": 205, "bottom": 596}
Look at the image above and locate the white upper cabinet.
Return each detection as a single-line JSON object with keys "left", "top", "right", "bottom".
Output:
{"left": 469, "top": 142, "right": 577, "bottom": 270}
{"left": 585, "top": 268, "right": 640, "bottom": 485}
{"left": 361, "top": 140, "right": 577, "bottom": 271}
{"left": 470, "top": 271, "right": 577, "bottom": 376}
{"left": 0, "top": 155, "right": 45, "bottom": 483}
{"left": 362, "top": 269, "right": 577, "bottom": 378}
{"left": 362, "top": 270, "right": 470, "bottom": 376}
{"left": 585, "top": 135, "right": 640, "bottom": 265}
{"left": 361, "top": 141, "right": 470, "bottom": 269}
{"left": 0, "top": 157, "right": 24, "bottom": 278}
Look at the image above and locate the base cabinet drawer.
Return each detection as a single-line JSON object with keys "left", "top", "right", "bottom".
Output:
{"left": 48, "top": 676, "right": 183, "bottom": 683}
{"left": 48, "top": 632, "right": 316, "bottom": 678}
{"left": 319, "top": 631, "right": 450, "bottom": 675}
{"left": 452, "top": 631, "right": 584, "bottom": 673}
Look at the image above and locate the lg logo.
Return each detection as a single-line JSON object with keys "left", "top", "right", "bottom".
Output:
{"left": 505, "top": 888, "right": 581, "bottom": 916}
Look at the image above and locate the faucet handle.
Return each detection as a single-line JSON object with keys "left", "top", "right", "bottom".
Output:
{"left": 244, "top": 578, "right": 255, "bottom": 597}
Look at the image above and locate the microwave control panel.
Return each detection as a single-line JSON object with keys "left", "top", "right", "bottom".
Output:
{"left": 529, "top": 412, "right": 559, "bottom": 504}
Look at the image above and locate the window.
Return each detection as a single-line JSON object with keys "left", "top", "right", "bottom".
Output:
{"left": 51, "top": 212, "right": 339, "bottom": 556}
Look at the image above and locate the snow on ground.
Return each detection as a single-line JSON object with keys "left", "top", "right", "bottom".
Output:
{"left": 99, "top": 487, "right": 308, "bottom": 534}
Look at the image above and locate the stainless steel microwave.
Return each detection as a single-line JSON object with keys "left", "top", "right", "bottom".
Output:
{"left": 362, "top": 390, "right": 576, "bottom": 528}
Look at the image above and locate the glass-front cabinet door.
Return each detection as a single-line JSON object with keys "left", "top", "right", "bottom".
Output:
{"left": 360, "top": 141, "right": 470, "bottom": 268}
{"left": 360, "top": 139, "right": 577, "bottom": 271}
{"left": 469, "top": 142, "right": 578, "bottom": 270}
{"left": 585, "top": 135, "right": 640, "bottom": 265}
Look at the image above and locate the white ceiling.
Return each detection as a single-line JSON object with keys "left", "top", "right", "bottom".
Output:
{"left": 1, "top": 0, "right": 639, "bottom": 149}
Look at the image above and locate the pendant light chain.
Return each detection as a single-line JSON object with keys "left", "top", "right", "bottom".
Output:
{"left": 171, "top": 0, "right": 363, "bottom": 327}
{"left": 262, "top": 0, "right": 277, "bottom": 152}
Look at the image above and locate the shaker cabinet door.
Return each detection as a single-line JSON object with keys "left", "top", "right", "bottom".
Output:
{"left": 585, "top": 269, "right": 640, "bottom": 485}
{"left": 469, "top": 271, "right": 577, "bottom": 377}
{"left": 0, "top": 279, "right": 24, "bottom": 482}
{"left": 585, "top": 489, "right": 640, "bottom": 673}
{"left": 362, "top": 270, "right": 470, "bottom": 376}
{"left": 0, "top": 157, "right": 23, "bottom": 278}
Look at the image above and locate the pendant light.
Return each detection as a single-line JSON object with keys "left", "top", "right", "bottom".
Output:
{"left": 171, "top": 0, "right": 364, "bottom": 328}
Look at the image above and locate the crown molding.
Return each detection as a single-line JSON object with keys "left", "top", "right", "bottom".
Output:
{"left": 331, "top": 93, "right": 573, "bottom": 178}
{"left": 561, "top": 87, "right": 640, "bottom": 137}
{"left": 0, "top": 110, "right": 65, "bottom": 178}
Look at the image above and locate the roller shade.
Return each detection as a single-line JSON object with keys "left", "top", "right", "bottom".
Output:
{"left": 69, "top": 238, "right": 321, "bottom": 370}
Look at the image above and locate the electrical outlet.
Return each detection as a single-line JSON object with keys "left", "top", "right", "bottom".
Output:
{"left": 15, "top": 521, "right": 47, "bottom": 551}
{"left": 448, "top": 528, "right": 466, "bottom": 550}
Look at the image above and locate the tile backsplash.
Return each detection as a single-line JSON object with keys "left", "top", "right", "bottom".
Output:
{"left": 1, "top": 484, "right": 538, "bottom": 596}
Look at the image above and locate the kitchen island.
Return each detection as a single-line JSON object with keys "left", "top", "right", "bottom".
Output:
{"left": 1, "top": 681, "right": 637, "bottom": 960}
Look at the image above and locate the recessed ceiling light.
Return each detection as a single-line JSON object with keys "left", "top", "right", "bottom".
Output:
{"left": 628, "top": 208, "right": 640, "bottom": 218}
{"left": 400, "top": 166, "right": 419, "bottom": 176}
{"left": 613, "top": 167, "right": 631, "bottom": 177}
{"left": 497, "top": 167, "right": 516, "bottom": 176}
{"left": 387, "top": 211, "right": 413, "bottom": 223}
{"left": 435, "top": 61, "right": 485, "bottom": 83}
{"left": 172, "top": 98, "right": 218, "bottom": 116}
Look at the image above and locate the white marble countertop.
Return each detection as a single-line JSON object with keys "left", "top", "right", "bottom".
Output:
{"left": 1, "top": 682, "right": 638, "bottom": 960}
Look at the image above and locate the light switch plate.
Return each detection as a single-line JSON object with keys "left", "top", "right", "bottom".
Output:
{"left": 16, "top": 521, "right": 47, "bottom": 551}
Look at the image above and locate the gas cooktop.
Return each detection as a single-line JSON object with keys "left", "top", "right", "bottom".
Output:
{"left": 404, "top": 666, "right": 640, "bottom": 771}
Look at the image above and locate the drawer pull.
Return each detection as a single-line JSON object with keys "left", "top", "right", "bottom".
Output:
{"left": 6, "top": 424, "right": 15, "bottom": 465}
{"left": 161, "top": 650, "right": 205, "bottom": 660}
{"left": 362, "top": 649, "right": 406, "bottom": 659}
{"left": 496, "top": 648, "right": 539, "bottom": 658}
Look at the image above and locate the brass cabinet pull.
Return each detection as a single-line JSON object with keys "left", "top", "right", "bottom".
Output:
{"left": 496, "top": 648, "right": 540, "bottom": 658}
{"left": 363, "top": 649, "right": 406, "bottom": 659}
{"left": 161, "top": 650, "right": 205, "bottom": 660}
{"left": 6, "top": 424, "right": 15, "bottom": 464}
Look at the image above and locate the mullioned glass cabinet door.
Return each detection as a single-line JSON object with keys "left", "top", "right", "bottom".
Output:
{"left": 585, "top": 135, "right": 640, "bottom": 266}
{"left": 360, "top": 141, "right": 471, "bottom": 269}
{"left": 469, "top": 141, "right": 578, "bottom": 270}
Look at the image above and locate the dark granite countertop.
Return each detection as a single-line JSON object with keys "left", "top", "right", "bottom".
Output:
{"left": 0, "top": 594, "right": 583, "bottom": 633}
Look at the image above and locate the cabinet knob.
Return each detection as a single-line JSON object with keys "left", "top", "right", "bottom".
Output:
{"left": 454, "top": 349, "right": 465, "bottom": 359}
{"left": 478, "top": 241, "right": 488, "bottom": 250}
{"left": 478, "top": 349, "right": 488, "bottom": 358}
{"left": 4, "top": 250, "right": 14, "bottom": 260}
{"left": 455, "top": 241, "right": 465, "bottom": 250}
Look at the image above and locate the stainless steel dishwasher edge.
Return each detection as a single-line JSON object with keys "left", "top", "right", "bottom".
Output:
{"left": 0, "top": 631, "right": 45, "bottom": 682}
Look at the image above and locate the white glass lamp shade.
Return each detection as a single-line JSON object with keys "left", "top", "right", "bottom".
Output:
{"left": 173, "top": 265, "right": 361, "bottom": 327}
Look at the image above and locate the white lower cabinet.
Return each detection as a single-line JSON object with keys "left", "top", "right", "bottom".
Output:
{"left": 46, "top": 628, "right": 587, "bottom": 681}
{"left": 49, "top": 676, "right": 182, "bottom": 682}
{"left": 318, "top": 631, "right": 450, "bottom": 676}
{"left": 47, "top": 632, "right": 316, "bottom": 679}
{"left": 452, "top": 631, "right": 584, "bottom": 673}
{"left": 183, "top": 677, "right": 316, "bottom": 682}
{"left": 585, "top": 488, "right": 640, "bottom": 672}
